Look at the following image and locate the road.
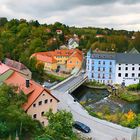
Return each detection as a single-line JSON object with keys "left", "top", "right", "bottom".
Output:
{"left": 53, "top": 72, "right": 86, "bottom": 92}
{"left": 51, "top": 89, "right": 133, "bottom": 140}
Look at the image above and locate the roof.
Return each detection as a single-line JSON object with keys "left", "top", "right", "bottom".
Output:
{"left": 0, "top": 63, "right": 10, "bottom": 75}
{"left": 68, "top": 49, "right": 83, "bottom": 61}
{"left": 89, "top": 50, "right": 140, "bottom": 64}
{"left": 5, "top": 58, "right": 27, "bottom": 70}
{"left": 91, "top": 52, "right": 116, "bottom": 60}
{"left": 116, "top": 53, "right": 140, "bottom": 64}
{"left": 128, "top": 48, "right": 139, "bottom": 54}
{"left": 32, "top": 53, "right": 57, "bottom": 63}
{"left": 4, "top": 71, "right": 59, "bottom": 111}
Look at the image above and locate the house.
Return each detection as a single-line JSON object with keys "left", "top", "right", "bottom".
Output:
{"left": 56, "top": 29, "right": 63, "bottom": 35}
{"left": 31, "top": 52, "right": 57, "bottom": 71}
{"left": 31, "top": 49, "right": 83, "bottom": 72}
{"left": 67, "top": 49, "right": 83, "bottom": 71}
{"left": 86, "top": 48, "right": 140, "bottom": 86}
{"left": 68, "top": 38, "right": 79, "bottom": 49}
{"left": 4, "top": 71, "right": 59, "bottom": 126}
{"left": 4, "top": 58, "right": 32, "bottom": 79}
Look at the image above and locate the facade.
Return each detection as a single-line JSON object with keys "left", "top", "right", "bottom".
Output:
{"left": 67, "top": 50, "right": 83, "bottom": 71}
{"left": 86, "top": 49, "right": 116, "bottom": 84}
{"left": 32, "top": 49, "right": 83, "bottom": 72}
{"left": 115, "top": 53, "right": 140, "bottom": 86}
{"left": 87, "top": 49, "right": 140, "bottom": 86}
{"left": 68, "top": 38, "right": 79, "bottom": 49}
{"left": 3, "top": 70, "right": 58, "bottom": 126}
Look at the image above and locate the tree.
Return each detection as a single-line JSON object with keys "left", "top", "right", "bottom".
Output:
{"left": 0, "top": 84, "right": 43, "bottom": 139}
{"left": 45, "top": 110, "right": 78, "bottom": 140}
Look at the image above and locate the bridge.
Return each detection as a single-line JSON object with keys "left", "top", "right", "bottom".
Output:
{"left": 50, "top": 71, "right": 87, "bottom": 93}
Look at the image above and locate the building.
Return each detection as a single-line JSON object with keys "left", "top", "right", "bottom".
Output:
{"left": 4, "top": 58, "right": 32, "bottom": 79}
{"left": 0, "top": 63, "right": 59, "bottom": 126}
{"left": 86, "top": 49, "right": 140, "bottom": 86}
{"left": 115, "top": 53, "right": 140, "bottom": 85}
{"left": 68, "top": 38, "right": 79, "bottom": 49}
{"left": 4, "top": 71, "right": 59, "bottom": 126}
{"left": 67, "top": 49, "right": 83, "bottom": 71}
{"left": 87, "top": 49, "right": 116, "bottom": 84}
{"left": 32, "top": 49, "right": 83, "bottom": 72}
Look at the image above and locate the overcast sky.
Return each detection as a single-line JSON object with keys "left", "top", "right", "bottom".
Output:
{"left": 0, "top": 0, "right": 140, "bottom": 31}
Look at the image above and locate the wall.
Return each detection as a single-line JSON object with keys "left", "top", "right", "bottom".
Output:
{"left": 115, "top": 64, "right": 140, "bottom": 86}
{"left": 27, "top": 90, "right": 58, "bottom": 126}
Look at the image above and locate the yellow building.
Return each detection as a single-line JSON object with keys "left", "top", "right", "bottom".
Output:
{"left": 31, "top": 49, "right": 83, "bottom": 72}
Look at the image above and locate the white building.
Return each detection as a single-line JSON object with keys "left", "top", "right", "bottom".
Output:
{"left": 68, "top": 38, "right": 79, "bottom": 49}
{"left": 115, "top": 53, "right": 140, "bottom": 86}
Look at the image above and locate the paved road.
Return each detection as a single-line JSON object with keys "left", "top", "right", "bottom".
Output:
{"left": 51, "top": 90, "right": 133, "bottom": 140}
{"left": 54, "top": 73, "right": 86, "bottom": 92}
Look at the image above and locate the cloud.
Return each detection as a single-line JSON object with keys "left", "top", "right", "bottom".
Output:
{"left": 0, "top": 0, "right": 140, "bottom": 30}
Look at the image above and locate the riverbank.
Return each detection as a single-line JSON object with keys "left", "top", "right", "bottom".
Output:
{"left": 84, "top": 81, "right": 107, "bottom": 90}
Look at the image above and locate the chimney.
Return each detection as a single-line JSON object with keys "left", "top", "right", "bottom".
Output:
{"left": 26, "top": 79, "right": 30, "bottom": 88}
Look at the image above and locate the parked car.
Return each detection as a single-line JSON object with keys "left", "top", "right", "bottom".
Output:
{"left": 73, "top": 121, "right": 91, "bottom": 133}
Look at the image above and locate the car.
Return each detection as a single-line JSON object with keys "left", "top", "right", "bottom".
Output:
{"left": 73, "top": 121, "right": 91, "bottom": 133}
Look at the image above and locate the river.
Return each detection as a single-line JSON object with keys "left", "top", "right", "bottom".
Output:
{"left": 71, "top": 85, "right": 140, "bottom": 114}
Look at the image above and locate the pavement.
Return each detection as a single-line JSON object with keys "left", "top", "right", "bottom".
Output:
{"left": 51, "top": 89, "right": 133, "bottom": 140}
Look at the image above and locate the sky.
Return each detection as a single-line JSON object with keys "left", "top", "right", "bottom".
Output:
{"left": 0, "top": 0, "right": 140, "bottom": 31}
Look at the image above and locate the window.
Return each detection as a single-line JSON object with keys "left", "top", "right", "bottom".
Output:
{"left": 109, "top": 74, "right": 111, "bottom": 79}
{"left": 125, "top": 73, "right": 128, "bottom": 77}
{"left": 132, "top": 67, "right": 135, "bottom": 70}
{"left": 50, "top": 99, "right": 53, "bottom": 103}
{"left": 125, "top": 67, "right": 128, "bottom": 70}
{"left": 33, "top": 114, "right": 37, "bottom": 119}
{"left": 44, "top": 99, "right": 48, "bottom": 104}
{"left": 103, "top": 61, "right": 105, "bottom": 65}
{"left": 102, "top": 74, "right": 105, "bottom": 79}
{"left": 110, "top": 62, "right": 112, "bottom": 65}
{"left": 138, "top": 73, "right": 140, "bottom": 77}
{"left": 132, "top": 73, "right": 135, "bottom": 77}
{"left": 42, "top": 122, "right": 44, "bottom": 125}
{"left": 92, "top": 60, "right": 94, "bottom": 64}
{"left": 41, "top": 111, "right": 44, "bottom": 116}
{"left": 98, "top": 61, "right": 101, "bottom": 64}
{"left": 118, "top": 67, "right": 121, "bottom": 70}
{"left": 92, "top": 67, "right": 94, "bottom": 71}
{"left": 126, "top": 64, "right": 128, "bottom": 65}
{"left": 39, "top": 101, "right": 42, "bottom": 106}
{"left": 139, "top": 67, "right": 140, "bottom": 70}
{"left": 132, "top": 64, "right": 135, "bottom": 65}
{"left": 119, "top": 64, "right": 121, "bottom": 65}
{"left": 98, "top": 74, "right": 100, "bottom": 78}
{"left": 33, "top": 103, "right": 36, "bottom": 107}
{"left": 92, "top": 73, "right": 94, "bottom": 78}
{"left": 103, "top": 67, "right": 105, "bottom": 71}
{"left": 118, "top": 73, "right": 121, "bottom": 77}
{"left": 98, "top": 67, "right": 100, "bottom": 71}
{"left": 76, "top": 61, "right": 78, "bottom": 64}
{"left": 109, "top": 68, "right": 112, "bottom": 73}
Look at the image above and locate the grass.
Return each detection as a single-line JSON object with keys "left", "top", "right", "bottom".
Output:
{"left": 119, "top": 91, "right": 140, "bottom": 102}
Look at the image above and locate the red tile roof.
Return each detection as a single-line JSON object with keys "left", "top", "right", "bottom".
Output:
{"left": 31, "top": 49, "right": 83, "bottom": 63}
{"left": 5, "top": 71, "right": 59, "bottom": 111}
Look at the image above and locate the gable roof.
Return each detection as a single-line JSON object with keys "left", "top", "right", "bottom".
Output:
{"left": 4, "top": 71, "right": 59, "bottom": 111}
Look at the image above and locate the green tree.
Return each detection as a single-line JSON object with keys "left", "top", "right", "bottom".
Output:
{"left": 45, "top": 110, "right": 78, "bottom": 140}
{"left": 0, "top": 84, "right": 43, "bottom": 139}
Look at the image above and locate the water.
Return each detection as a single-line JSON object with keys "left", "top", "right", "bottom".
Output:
{"left": 71, "top": 85, "right": 140, "bottom": 114}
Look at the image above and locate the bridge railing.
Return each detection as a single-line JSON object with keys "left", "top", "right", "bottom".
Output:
{"left": 50, "top": 75, "right": 74, "bottom": 90}
{"left": 66, "top": 75, "right": 88, "bottom": 93}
